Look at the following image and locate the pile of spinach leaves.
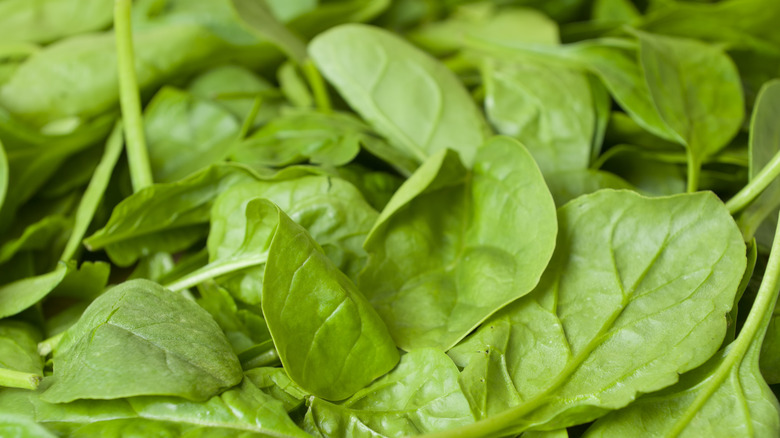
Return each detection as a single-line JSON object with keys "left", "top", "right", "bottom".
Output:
{"left": 2, "top": 0, "right": 780, "bottom": 436}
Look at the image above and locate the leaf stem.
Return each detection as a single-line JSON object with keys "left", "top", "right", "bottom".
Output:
{"left": 686, "top": 149, "right": 700, "bottom": 193}
{"left": 0, "top": 368, "right": 42, "bottom": 390}
{"left": 726, "top": 148, "right": 780, "bottom": 214}
{"left": 667, "top": 212, "right": 780, "bottom": 437}
{"left": 115, "top": 0, "right": 153, "bottom": 192}
{"left": 302, "top": 60, "right": 332, "bottom": 114}
{"left": 163, "top": 255, "right": 268, "bottom": 292}
{"left": 60, "top": 122, "right": 124, "bottom": 261}
{"left": 38, "top": 332, "right": 65, "bottom": 357}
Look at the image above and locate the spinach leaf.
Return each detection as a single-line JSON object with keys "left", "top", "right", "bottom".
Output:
{"left": 231, "top": 111, "right": 364, "bottom": 168}
{"left": 84, "top": 164, "right": 256, "bottom": 266}
{"left": 482, "top": 58, "right": 595, "bottom": 174}
{"left": 586, "top": 215, "right": 780, "bottom": 438}
{"left": 360, "top": 136, "right": 557, "bottom": 351}
{"left": 309, "top": 24, "right": 489, "bottom": 167}
{"left": 0, "top": 413, "right": 56, "bottom": 438}
{"left": 636, "top": 31, "right": 744, "bottom": 190}
{"left": 303, "top": 349, "right": 474, "bottom": 437}
{"left": 261, "top": 199, "right": 399, "bottom": 400}
{"left": 41, "top": 279, "right": 242, "bottom": 403}
{"left": 443, "top": 190, "right": 745, "bottom": 435}
{"left": 144, "top": 87, "right": 240, "bottom": 183}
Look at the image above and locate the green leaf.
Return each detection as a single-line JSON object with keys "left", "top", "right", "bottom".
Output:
{"left": 144, "top": 87, "right": 240, "bottom": 183}
{"left": 84, "top": 164, "right": 256, "bottom": 266}
{"left": 41, "top": 279, "right": 242, "bottom": 403}
{"left": 231, "top": 111, "right": 364, "bottom": 168}
{"left": 0, "top": 413, "right": 56, "bottom": 438}
{"left": 304, "top": 349, "right": 474, "bottom": 437}
{"left": 0, "top": 262, "right": 69, "bottom": 319}
{"left": 360, "top": 137, "right": 557, "bottom": 350}
{"left": 309, "top": 23, "right": 488, "bottom": 167}
{"left": 586, "top": 214, "right": 780, "bottom": 438}
{"left": 443, "top": 190, "right": 746, "bottom": 435}
{"left": 128, "top": 379, "right": 310, "bottom": 437}
{"left": 636, "top": 31, "right": 744, "bottom": 170}
{"left": 482, "top": 58, "right": 596, "bottom": 174}
{"left": 229, "top": 0, "right": 308, "bottom": 64}
{"left": 544, "top": 170, "right": 633, "bottom": 207}
{"left": 261, "top": 199, "right": 399, "bottom": 400}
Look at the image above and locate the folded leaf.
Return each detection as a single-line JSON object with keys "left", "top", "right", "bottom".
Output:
{"left": 360, "top": 136, "right": 557, "bottom": 350}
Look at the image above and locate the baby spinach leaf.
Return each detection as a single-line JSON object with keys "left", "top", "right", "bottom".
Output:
{"left": 144, "top": 87, "right": 240, "bottom": 183}
{"left": 636, "top": 31, "right": 744, "bottom": 189}
{"left": 409, "top": 3, "right": 559, "bottom": 56}
{"left": 303, "top": 348, "right": 474, "bottom": 437}
{"left": 41, "top": 279, "right": 242, "bottom": 403}
{"left": 586, "top": 214, "right": 780, "bottom": 438}
{"left": 261, "top": 199, "right": 399, "bottom": 400}
{"left": 231, "top": 111, "right": 364, "bottom": 168}
{"left": 360, "top": 136, "right": 557, "bottom": 351}
{"left": 84, "top": 164, "right": 257, "bottom": 266}
{"left": 482, "top": 58, "right": 595, "bottom": 175}
{"left": 443, "top": 190, "right": 746, "bottom": 436}
{"left": 309, "top": 23, "right": 488, "bottom": 167}
{"left": 0, "top": 263, "right": 69, "bottom": 319}
{"left": 245, "top": 367, "right": 308, "bottom": 412}
{"left": 0, "top": 320, "right": 43, "bottom": 390}
{"left": 229, "top": 0, "right": 308, "bottom": 64}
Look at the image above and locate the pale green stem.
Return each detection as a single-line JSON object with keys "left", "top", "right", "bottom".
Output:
{"left": 686, "top": 149, "right": 700, "bottom": 193}
{"left": 238, "top": 96, "right": 263, "bottom": 140}
{"left": 726, "top": 148, "right": 780, "bottom": 214}
{"left": 0, "top": 368, "right": 41, "bottom": 390}
{"left": 302, "top": 60, "right": 332, "bottom": 114}
{"left": 60, "top": 122, "right": 124, "bottom": 261}
{"left": 115, "top": 0, "right": 153, "bottom": 192}
{"left": 163, "top": 255, "right": 268, "bottom": 292}
{"left": 38, "top": 332, "right": 65, "bottom": 356}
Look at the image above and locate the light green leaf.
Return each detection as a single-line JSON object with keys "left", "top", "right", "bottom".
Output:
{"left": 0, "top": 320, "right": 43, "bottom": 390}
{"left": 261, "top": 199, "right": 399, "bottom": 400}
{"left": 310, "top": 23, "right": 488, "bottom": 167}
{"left": 229, "top": 0, "right": 308, "bottom": 64}
{"left": 231, "top": 111, "right": 363, "bottom": 168}
{"left": 144, "top": 87, "right": 240, "bottom": 183}
{"left": 483, "top": 59, "right": 596, "bottom": 174}
{"left": 0, "top": 0, "right": 112, "bottom": 44}
{"left": 360, "top": 137, "right": 557, "bottom": 351}
{"left": 304, "top": 349, "right": 474, "bottom": 437}
{"left": 41, "top": 279, "right": 242, "bottom": 403}
{"left": 443, "top": 190, "right": 746, "bottom": 435}
{"left": 586, "top": 212, "right": 780, "bottom": 438}
{"left": 0, "top": 262, "right": 69, "bottom": 319}
{"left": 636, "top": 31, "right": 744, "bottom": 177}
{"left": 0, "top": 139, "right": 6, "bottom": 213}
